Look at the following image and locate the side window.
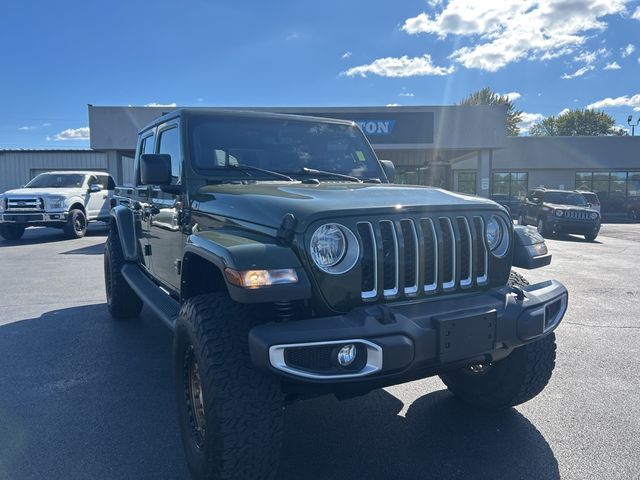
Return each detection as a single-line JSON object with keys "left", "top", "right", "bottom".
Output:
{"left": 97, "top": 175, "right": 115, "bottom": 190}
{"left": 88, "top": 175, "right": 98, "bottom": 187}
{"left": 158, "top": 127, "right": 181, "bottom": 184}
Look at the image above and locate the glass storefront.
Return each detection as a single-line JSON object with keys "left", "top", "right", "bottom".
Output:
{"left": 576, "top": 171, "right": 640, "bottom": 213}
{"left": 456, "top": 171, "right": 476, "bottom": 195}
{"left": 492, "top": 172, "right": 528, "bottom": 201}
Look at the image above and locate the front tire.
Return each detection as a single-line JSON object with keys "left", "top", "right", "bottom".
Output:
{"left": 0, "top": 224, "right": 25, "bottom": 241}
{"left": 175, "top": 293, "right": 284, "bottom": 480}
{"left": 104, "top": 231, "right": 143, "bottom": 319}
{"left": 439, "top": 271, "right": 557, "bottom": 410}
{"left": 584, "top": 233, "right": 598, "bottom": 242}
{"left": 64, "top": 209, "right": 87, "bottom": 239}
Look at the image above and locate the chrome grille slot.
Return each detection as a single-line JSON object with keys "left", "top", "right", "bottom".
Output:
{"left": 457, "top": 217, "right": 472, "bottom": 288}
{"left": 379, "top": 220, "right": 399, "bottom": 297}
{"left": 356, "top": 214, "right": 490, "bottom": 301}
{"left": 473, "top": 217, "right": 488, "bottom": 285}
{"left": 420, "top": 219, "right": 438, "bottom": 293}
{"left": 356, "top": 222, "right": 377, "bottom": 299}
{"left": 438, "top": 218, "right": 456, "bottom": 290}
{"left": 400, "top": 219, "right": 419, "bottom": 295}
{"left": 7, "top": 197, "right": 43, "bottom": 211}
{"left": 565, "top": 210, "right": 590, "bottom": 220}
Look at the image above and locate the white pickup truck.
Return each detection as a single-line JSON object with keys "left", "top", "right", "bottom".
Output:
{"left": 0, "top": 171, "right": 115, "bottom": 240}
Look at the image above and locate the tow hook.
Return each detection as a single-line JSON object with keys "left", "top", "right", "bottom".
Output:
{"left": 510, "top": 286, "right": 526, "bottom": 302}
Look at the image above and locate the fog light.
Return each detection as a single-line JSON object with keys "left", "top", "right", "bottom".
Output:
{"left": 337, "top": 344, "right": 357, "bottom": 367}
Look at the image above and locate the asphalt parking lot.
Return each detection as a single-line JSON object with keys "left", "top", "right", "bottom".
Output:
{"left": 0, "top": 223, "right": 639, "bottom": 480}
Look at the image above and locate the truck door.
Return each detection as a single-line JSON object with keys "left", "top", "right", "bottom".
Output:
{"left": 86, "top": 174, "right": 107, "bottom": 219}
{"left": 147, "top": 122, "right": 184, "bottom": 292}
{"left": 95, "top": 174, "right": 115, "bottom": 219}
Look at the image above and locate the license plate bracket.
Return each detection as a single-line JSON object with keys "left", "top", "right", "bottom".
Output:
{"left": 437, "top": 310, "right": 497, "bottom": 363}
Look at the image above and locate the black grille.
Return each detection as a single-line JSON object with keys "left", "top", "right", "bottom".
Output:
{"left": 357, "top": 223, "right": 376, "bottom": 296}
{"left": 285, "top": 346, "right": 334, "bottom": 371}
{"left": 439, "top": 218, "right": 454, "bottom": 288}
{"left": 380, "top": 221, "right": 397, "bottom": 293}
{"left": 457, "top": 218, "right": 471, "bottom": 286}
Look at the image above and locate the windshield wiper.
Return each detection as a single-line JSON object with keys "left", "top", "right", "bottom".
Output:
{"left": 299, "top": 167, "right": 362, "bottom": 183}
{"left": 224, "top": 164, "right": 294, "bottom": 182}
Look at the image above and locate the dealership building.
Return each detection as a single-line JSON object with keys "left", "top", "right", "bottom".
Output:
{"left": 1, "top": 105, "right": 638, "bottom": 214}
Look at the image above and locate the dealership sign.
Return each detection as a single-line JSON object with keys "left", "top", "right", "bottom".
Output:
{"left": 355, "top": 120, "right": 397, "bottom": 136}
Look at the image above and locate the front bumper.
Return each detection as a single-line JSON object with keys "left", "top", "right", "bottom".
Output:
{"left": 249, "top": 280, "right": 568, "bottom": 384}
{"left": 0, "top": 212, "right": 68, "bottom": 224}
{"left": 550, "top": 218, "right": 599, "bottom": 235}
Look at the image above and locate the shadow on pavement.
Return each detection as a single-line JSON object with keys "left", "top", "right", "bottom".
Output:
{"left": 0, "top": 304, "right": 559, "bottom": 480}
{"left": 59, "top": 243, "right": 105, "bottom": 255}
{"left": 0, "top": 225, "right": 108, "bottom": 247}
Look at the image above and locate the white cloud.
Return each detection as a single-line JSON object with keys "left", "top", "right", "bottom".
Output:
{"left": 342, "top": 54, "right": 455, "bottom": 77}
{"left": 341, "top": 51, "right": 352, "bottom": 59}
{"left": 518, "top": 112, "right": 545, "bottom": 133}
{"left": 144, "top": 102, "right": 177, "bottom": 107}
{"left": 632, "top": 6, "right": 640, "bottom": 20}
{"left": 18, "top": 126, "right": 36, "bottom": 131}
{"left": 574, "top": 47, "right": 609, "bottom": 65}
{"left": 286, "top": 32, "right": 299, "bottom": 40}
{"left": 604, "top": 61, "right": 621, "bottom": 70}
{"left": 196, "top": 98, "right": 204, "bottom": 103}
{"left": 47, "top": 127, "right": 90, "bottom": 141}
{"left": 621, "top": 43, "right": 635, "bottom": 57}
{"left": 42, "top": 122, "right": 52, "bottom": 127}
{"left": 558, "top": 108, "right": 570, "bottom": 115}
{"left": 401, "top": 0, "right": 626, "bottom": 72}
{"left": 386, "top": 103, "right": 401, "bottom": 107}
{"left": 399, "top": 92, "right": 415, "bottom": 97}
{"left": 499, "top": 91, "right": 521, "bottom": 101}
{"left": 586, "top": 93, "right": 640, "bottom": 111}
{"left": 561, "top": 65, "right": 594, "bottom": 79}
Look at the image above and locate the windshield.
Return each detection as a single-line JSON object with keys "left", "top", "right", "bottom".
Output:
{"left": 25, "top": 173, "right": 86, "bottom": 188}
{"left": 544, "top": 191, "right": 588, "bottom": 206}
{"left": 188, "top": 116, "right": 383, "bottom": 180}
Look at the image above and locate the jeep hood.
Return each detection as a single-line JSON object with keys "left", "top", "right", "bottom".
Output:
{"left": 194, "top": 183, "right": 500, "bottom": 231}
{"left": 544, "top": 202, "right": 596, "bottom": 212}
{"left": 3, "top": 187, "right": 85, "bottom": 196}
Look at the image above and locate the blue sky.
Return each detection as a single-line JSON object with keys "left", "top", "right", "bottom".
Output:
{"left": 1, "top": 0, "right": 639, "bottom": 148}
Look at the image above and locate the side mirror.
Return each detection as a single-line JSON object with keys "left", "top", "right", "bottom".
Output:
{"left": 89, "top": 183, "right": 102, "bottom": 193}
{"left": 140, "top": 154, "right": 172, "bottom": 185}
{"left": 379, "top": 160, "right": 395, "bottom": 183}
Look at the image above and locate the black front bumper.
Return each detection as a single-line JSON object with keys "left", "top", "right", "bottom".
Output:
{"left": 550, "top": 218, "right": 599, "bottom": 235}
{"left": 249, "top": 280, "right": 568, "bottom": 385}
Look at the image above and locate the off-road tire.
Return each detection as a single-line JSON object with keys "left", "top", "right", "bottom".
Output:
{"left": 64, "top": 208, "right": 87, "bottom": 239}
{"left": 175, "top": 293, "right": 284, "bottom": 480}
{"left": 104, "top": 231, "right": 143, "bottom": 319}
{"left": 0, "top": 224, "right": 25, "bottom": 241}
{"left": 584, "top": 233, "right": 598, "bottom": 242}
{"left": 439, "top": 271, "right": 557, "bottom": 410}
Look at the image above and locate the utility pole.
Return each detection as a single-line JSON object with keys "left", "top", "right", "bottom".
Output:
{"left": 628, "top": 115, "right": 640, "bottom": 136}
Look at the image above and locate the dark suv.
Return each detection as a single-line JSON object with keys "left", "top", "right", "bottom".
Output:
{"left": 519, "top": 188, "right": 601, "bottom": 241}
{"left": 104, "top": 109, "right": 568, "bottom": 480}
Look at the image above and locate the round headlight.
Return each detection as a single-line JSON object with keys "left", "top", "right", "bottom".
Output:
{"left": 590, "top": 212, "right": 598, "bottom": 219}
{"left": 555, "top": 209, "right": 564, "bottom": 217}
{"left": 485, "top": 217, "right": 502, "bottom": 251}
{"left": 486, "top": 215, "right": 510, "bottom": 257}
{"left": 310, "top": 223, "right": 359, "bottom": 274}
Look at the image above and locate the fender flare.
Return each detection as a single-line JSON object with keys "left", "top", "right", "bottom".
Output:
{"left": 184, "top": 231, "right": 311, "bottom": 303}
{"left": 110, "top": 205, "right": 138, "bottom": 262}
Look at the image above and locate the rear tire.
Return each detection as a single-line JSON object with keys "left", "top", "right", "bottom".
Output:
{"left": 104, "top": 231, "right": 143, "bottom": 319}
{"left": 64, "top": 209, "right": 87, "bottom": 239}
{"left": 584, "top": 233, "right": 598, "bottom": 242}
{"left": 0, "top": 224, "right": 25, "bottom": 241}
{"left": 175, "top": 293, "right": 284, "bottom": 480}
{"left": 439, "top": 271, "right": 558, "bottom": 410}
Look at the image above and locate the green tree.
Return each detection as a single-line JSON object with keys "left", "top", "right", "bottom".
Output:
{"left": 530, "top": 109, "right": 626, "bottom": 136}
{"left": 459, "top": 87, "right": 523, "bottom": 136}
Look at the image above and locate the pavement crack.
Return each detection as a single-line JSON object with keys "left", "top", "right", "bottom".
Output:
{"left": 564, "top": 321, "right": 640, "bottom": 329}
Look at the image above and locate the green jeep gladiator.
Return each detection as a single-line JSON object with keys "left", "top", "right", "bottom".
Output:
{"left": 104, "top": 109, "right": 568, "bottom": 480}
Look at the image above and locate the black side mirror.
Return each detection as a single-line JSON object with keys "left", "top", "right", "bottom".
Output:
{"left": 379, "top": 160, "right": 395, "bottom": 183}
{"left": 140, "top": 154, "right": 172, "bottom": 185}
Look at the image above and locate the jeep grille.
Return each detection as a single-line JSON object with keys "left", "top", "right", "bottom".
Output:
{"left": 564, "top": 210, "right": 592, "bottom": 220}
{"left": 356, "top": 216, "right": 489, "bottom": 301}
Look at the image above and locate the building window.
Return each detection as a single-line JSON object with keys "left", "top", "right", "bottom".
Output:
{"left": 456, "top": 170, "right": 476, "bottom": 194}
{"left": 575, "top": 171, "right": 640, "bottom": 213}
{"left": 492, "top": 171, "right": 528, "bottom": 201}
{"left": 395, "top": 166, "right": 428, "bottom": 185}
